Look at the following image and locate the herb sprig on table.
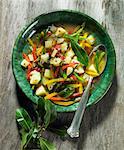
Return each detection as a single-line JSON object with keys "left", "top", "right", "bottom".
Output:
{"left": 16, "top": 98, "right": 66, "bottom": 150}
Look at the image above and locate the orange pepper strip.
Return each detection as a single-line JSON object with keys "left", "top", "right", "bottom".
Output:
{"left": 45, "top": 92, "right": 58, "bottom": 99}
{"left": 49, "top": 97, "right": 69, "bottom": 101}
{"left": 32, "top": 45, "right": 37, "bottom": 60}
{"left": 23, "top": 53, "right": 30, "bottom": 62}
{"left": 62, "top": 62, "right": 79, "bottom": 70}
{"left": 26, "top": 64, "right": 32, "bottom": 80}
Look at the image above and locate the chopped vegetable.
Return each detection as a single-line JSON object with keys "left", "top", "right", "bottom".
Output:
{"left": 45, "top": 92, "right": 58, "bottom": 99}
{"left": 35, "top": 85, "right": 47, "bottom": 96}
{"left": 21, "top": 24, "right": 106, "bottom": 106}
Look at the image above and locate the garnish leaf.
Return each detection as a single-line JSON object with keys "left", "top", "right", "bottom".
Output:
{"left": 20, "top": 129, "right": 29, "bottom": 150}
{"left": 71, "top": 39, "right": 89, "bottom": 66}
{"left": 39, "top": 138, "right": 56, "bottom": 150}
{"left": 16, "top": 108, "right": 33, "bottom": 131}
{"left": 44, "top": 100, "right": 57, "bottom": 128}
{"left": 59, "top": 87, "right": 75, "bottom": 98}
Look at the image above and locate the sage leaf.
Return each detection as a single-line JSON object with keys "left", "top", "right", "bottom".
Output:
{"left": 44, "top": 100, "right": 57, "bottom": 128}
{"left": 39, "top": 138, "right": 56, "bottom": 150}
{"left": 16, "top": 108, "right": 33, "bottom": 131}
{"left": 59, "top": 87, "right": 75, "bottom": 98}
{"left": 20, "top": 129, "right": 29, "bottom": 150}
{"left": 71, "top": 39, "right": 89, "bottom": 66}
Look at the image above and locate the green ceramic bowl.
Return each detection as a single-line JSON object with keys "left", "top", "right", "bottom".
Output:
{"left": 12, "top": 10, "right": 116, "bottom": 112}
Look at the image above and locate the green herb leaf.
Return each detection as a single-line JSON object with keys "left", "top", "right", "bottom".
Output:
{"left": 73, "top": 72, "right": 85, "bottom": 82}
{"left": 20, "top": 129, "right": 29, "bottom": 150}
{"left": 44, "top": 100, "right": 57, "bottom": 128}
{"left": 39, "top": 138, "right": 56, "bottom": 150}
{"left": 71, "top": 39, "right": 89, "bottom": 66}
{"left": 16, "top": 108, "right": 33, "bottom": 131}
{"left": 59, "top": 87, "right": 74, "bottom": 98}
{"left": 23, "top": 126, "right": 36, "bottom": 149}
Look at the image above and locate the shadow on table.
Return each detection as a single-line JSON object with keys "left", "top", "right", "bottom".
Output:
{"left": 16, "top": 74, "right": 118, "bottom": 150}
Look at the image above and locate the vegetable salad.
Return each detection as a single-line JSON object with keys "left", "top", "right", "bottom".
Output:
{"left": 21, "top": 24, "right": 105, "bottom": 106}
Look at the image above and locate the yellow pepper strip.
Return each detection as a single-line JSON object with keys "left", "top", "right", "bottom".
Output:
{"left": 82, "top": 32, "right": 89, "bottom": 38}
{"left": 79, "top": 41, "right": 85, "bottom": 48}
{"left": 79, "top": 83, "right": 83, "bottom": 94}
{"left": 28, "top": 38, "right": 35, "bottom": 48}
{"left": 45, "top": 92, "right": 58, "bottom": 99}
{"left": 37, "top": 46, "right": 43, "bottom": 56}
{"left": 84, "top": 42, "right": 92, "bottom": 49}
{"left": 44, "top": 78, "right": 65, "bottom": 85}
{"left": 69, "top": 84, "right": 81, "bottom": 88}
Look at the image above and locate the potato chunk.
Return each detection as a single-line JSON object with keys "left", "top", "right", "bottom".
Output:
{"left": 36, "top": 85, "right": 47, "bottom": 96}
{"left": 30, "top": 70, "right": 41, "bottom": 85}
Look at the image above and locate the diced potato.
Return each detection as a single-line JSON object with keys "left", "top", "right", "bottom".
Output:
{"left": 63, "top": 56, "right": 71, "bottom": 64}
{"left": 65, "top": 49, "right": 75, "bottom": 58}
{"left": 82, "top": 73, "right": 90, "bottom": 81}
{"left": 21, "top": 59, "right": 30, "bottom": 68}
{"left": 41, "top": 53, "right": 49, "bottom": 63}
{"left": 55, "top": 27, "right": 67, "bottom": 37}
{"left": 45, "top": 40, "right": 53, "bottom": 48}
{"left": 61, "top": 42, "right": 68, "bottom": 52}
{"left": 28, "top": 54, "right": 34, "bottom": 61}
{"left": 74, "top": 66, "right": 84, "bottom": 74}
{"left": 71, "top": 56, "right": 80, "bottom": 65}
{"left": 51, "top": 49, "right": 58, "bottom": 57}
{"left": 50, "top": 25, "right": 57, "bottom": 33}
{"left": 50, "top": 57, "right": 62, "bottom": 66}
{"left": 30, "top": 70, "right": 41, "bottom": 85}
{"left": 35, "top": 85, "right": 47, "bottom": 96}
{"left": 67, "top": 67, "right": 73, "bottom": 76}
{"left": 44, "top": 69, "right": 52, "bottom": 78}
{"left": 86, "top": 35, "right": 95, "bottom": 45}
{"left": 87, "top": 64, "right": 97, "bottom": 73}
{"left": 42, "top": 77, "right": 49, "bottom": 85}
{"left": 52, "top": 39, "right": 57, "bottom": 46}
{"left": 57, "top": 38, "right": 64, "bottom": 44}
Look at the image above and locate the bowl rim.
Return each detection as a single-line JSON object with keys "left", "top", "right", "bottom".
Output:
{"left": 12, "top": 10, "right": 116, "bottom": 112}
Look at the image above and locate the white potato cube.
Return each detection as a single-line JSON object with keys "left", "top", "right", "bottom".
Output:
{"left": 41, "top": 53, "right": 49, "bottom": 63}
{"left": 21, "top": 59, "right": 30, "bottom": 68}
{"left": 44, "top": 69, "right": 52, "bottom": 78}
{"left": 75, "top": 66, "right": 84, "bottom": 74}
{"left": 61, "top": 42, "right": 68, "bottom": 52}
{"left": 35, "top": 85, "right": 47, "bottom": 96}
{"left": 67, "top": 67, "right": 73, "bottom": 76}
{"left": 83, "top": 73, "right": 90, "bottom": 81}
{"left": 57, "top": 38, "right": 64, "bottom": 44}
{"left": 87, "top": 64, "right": 97, "bottom": 73}
{"left": 28, "top": 54, "right": 34, "bottom": 61}
{"left": 50, "top": 57, "right": 62, "bottom": 66}
{"left": 50, "top": 25, "right": 57, "bottom": 33}
{"left": 63, "top": 56, "right": 71, "bottom": 64}
{"left": 71, "top": 56, "right": 80, "bottom": 64}
{"left": 65, "top": 49, "right": 75, "bottom": 58}
{"left": 51, "top": 49, "right": 58, "bottom": 57}
{"left": 30, "top": 70, "right": 41, "bottom": 85}
{"left": 86, "top": 35, "right": 95, "bottom": 45}
{"left": 45, "top": 40, "right": 53, "bottom": 48}
{"left": 55, "top": 27, "right": 67, "bottom": 37}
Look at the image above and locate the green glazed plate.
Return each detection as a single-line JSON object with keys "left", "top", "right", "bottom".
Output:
{"left": 12, "top": 10, "right": 116, "bottom": 112}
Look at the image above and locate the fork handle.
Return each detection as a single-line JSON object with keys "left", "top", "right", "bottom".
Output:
{"left": 67, "top": 76, "right": 93, "bottom": 138}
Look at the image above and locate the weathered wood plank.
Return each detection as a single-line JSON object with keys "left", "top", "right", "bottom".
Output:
{"left": 0, "top": 0, "right": 124, "bottom": 150}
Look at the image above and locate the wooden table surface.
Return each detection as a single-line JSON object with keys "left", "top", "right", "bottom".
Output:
{"left": 0, "top": 0, "right": 124, "bottom": 150}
